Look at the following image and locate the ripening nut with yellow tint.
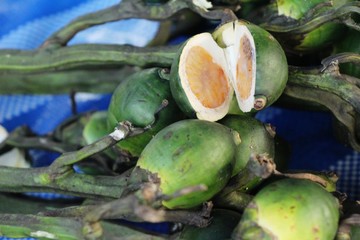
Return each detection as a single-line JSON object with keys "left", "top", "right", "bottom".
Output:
{"left": 170, "top": 20, "right": 288, "bottom": 121}
{"left": 136, "top": 119, "right": 240, "bottom": 209}
{"left": 232, "top": 178, "right": 340, "bottom": 240}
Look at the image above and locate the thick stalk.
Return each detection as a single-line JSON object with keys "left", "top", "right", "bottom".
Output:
{"left": 218, "top": 154, "right": 276, "bottom": 196}
{"left": 3, "top": 126, "right": 78, "bottom": 153}
{"left": 273, "top": 170, "right": 338, "bottom": 192}
{"left": 321, "top": 52, "right": 360, "bottom": 69}
{"left": 284, "top": 55, "right": 360, "bottom": 151}
{"left": 0, "top": 214, "right": 167, "bottom": 240}
{"left": 211, "top": 154, "right": 273, "bottom": 211}
{"left": 85, "top": 192, "right": 211, "bottom": 226}
{"left": 0, "top": 166, "right": 127, "bottom": 199}
{"left": 0, "top": 68, "right": 129, "bottom": 94}
{"left": 34, "top": 178, "right": 212, "bottom": 238}
{"left": 48, "top": 121, "right": 141, "bottom": 170}
{"left": 35, "top": 180, "right": 212, "bottom": 238}
{"left": 259, "top": 2, "right": 360, "bottom": 33}
{"left": 82, "top": 181, "right": 212, "bottom": 238}
{"left": 0, "top": 122, "right": 149, "bottom": 199}
{"left": 101, "top": 221, "right": 168, "bottom": 240}
{"left": 286, "top": 67, "right": 360, "bottom": 110}
{"left": 0, "top": 193, "right": 77, "bottom": 215}
{"left": 0, "top": 44, "right": 177, "bottom": 74}
{"left": 0, "top": 214, "right": 84, "bottom": 240}
{"left": 336, "top": 214, "right": 360, "bottom": 240}
{"left": 40, "top": 0, "right": 232, "bottom": 48}
{"left": 212, "top": 190, "right": 253, "bottom": 212}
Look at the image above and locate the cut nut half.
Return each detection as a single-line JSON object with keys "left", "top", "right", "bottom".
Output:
{"left": 177, "top": 32, "right": 233, "bottom": 121}
{"left": 215, "top": 22, "right": 256, "bottom": 113}
{"left": 170, "top": 21, "right": 288, "bottom": 121}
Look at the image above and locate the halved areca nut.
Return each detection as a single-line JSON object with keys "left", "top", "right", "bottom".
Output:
{"left": 170, "top": 32, "right": 233, "bottom": 122}
{"left": 170, "top": 21, "right": 288, "bottom": 121}
{"left": 0, "top": 125, "right": 30, "bottom": 168}
{"left": 213, "top": 20, "right": 288, "bottom": 113}
{"left": 213, "top": 22, "right": 257, "bottom": 113}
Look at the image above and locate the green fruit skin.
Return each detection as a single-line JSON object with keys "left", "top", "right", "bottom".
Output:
{"left": 219, "top": 115, "right": 275, "bottom": 176}
{"left": 296, "top": 23, "right": 347, "bottom": 52}
{"left": 107, "top": 68, "right": 182, "bottom": 157}
{"left": 277, "top": 0, "right": 327, "bottom": 19}
{"left": 171, "top": 22, "right": 288, "bottom": 116}
{"left": 136, "top": 119, "right": 238, "bottom": 209}
{"left": 233, "top": 178, "right": 340, "bottom": 240}
{"left": 54, "top": 113, "right": 92, "bottom": 147}
{"left": 270, "top": 0, "right": 352, "bottom": 53}
{"left": 245, "top": 23, "right": 288, "bottom": 111}
{"left": 349, "top": 226, "right": 360, "bottom": 240}
{"left": 83, "top": 110, "right": 119, "bottom": 161}
{"left": 169, "top": 42, "right": 198, "bottom": 119}
{"left": 83, "top": 111, "right": 109, "bottom": 144}
{"left": 333, "top": 29, "right": 360, "bottom": 78}
{"left": 178, "top": 209, "right": 242, "bottom": 240}
{"left": 277, "top": 0, "right": 351, "bottom": 20}
{"left": 212, "top": 21, "right": 288, "bottom": 113}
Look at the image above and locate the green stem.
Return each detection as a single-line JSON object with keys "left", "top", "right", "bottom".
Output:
{"left": 101, "top": 221, "right": 168, "bottom": 240}
{"left": 284, "top": 60, "right": 360, "bottom": 151}
{"left": 0, "top": 44, "right": 177, "bottom": 73}
{"left": 321, "top": 52, "right": 360, "bottom": 70}
{"left": 83, "top": 182, "right": 212, "bottom": 230}
{"left": 336, "top": 214, "right": 360, "bottom": 240}
{"left": 0, "top": 68, "right": 128, "bottom": 94}
{"left": 0, "top": 122, "right": 151, "bottom": 199}
{"left": 260, "top": 2, "right": 360, "bottom": 34}
{"left": 287, "top": 66, "right": 360, "bottom": 111}
{"left": 0, "top": 166, "right": 127, "bottom": 199}
{"left": 0, "top": 214, "right": 84, "bottom": 240}
{"left": 5, "top": 133, "right": 78, "bottom": 154}
{"left": 49, "top": 121, "right": 136, "bottom": 170}
{"left": 40, "top": 0, "right": 230, "bottom": 48}
{"left": 49, "top": 134, "right": 118, "bottom": 168}
{"left": 0, "top": 213, "right": 167, "bottom": 240}
{"left": 212, "top": 190, "right": 253, "bottom": 212}
{"left": 219, "top": 154, "right": 276, "bottom": 196}
{"left": 0, "top": 193, "right": 77, "bottom": 215}
{"left": 273, "top": 170, "right": 338, "bottom": 192}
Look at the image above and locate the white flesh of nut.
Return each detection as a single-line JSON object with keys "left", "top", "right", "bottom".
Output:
{"left": 0, "top": 124, "right": 30, "bottom": 168}
{"left": 178, "top": 24, "right": 256, "bottom": 120}
{"left": 179, "top": 32, "right": 233, "bottom": 121}
{"left": 220, "top": 23, "right": 256, "bottom": 112}
{"left": 192, "top": 0, "right": 213, "bottom": 11}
